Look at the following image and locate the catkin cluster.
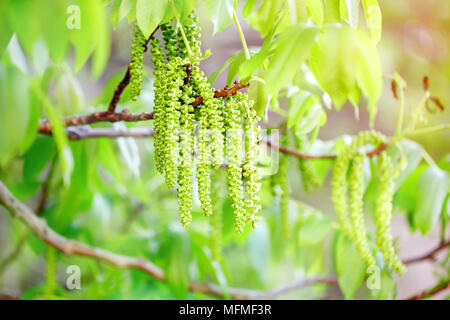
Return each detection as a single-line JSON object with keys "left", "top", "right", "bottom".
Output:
{"left": 150, "top": 12, "right": 261, "bottom": 231}
{"left": 129, "top": 25, "right": 146, "bottom": 100}
{"left": 331, "top": 131, "right": 405, "bottom": 274}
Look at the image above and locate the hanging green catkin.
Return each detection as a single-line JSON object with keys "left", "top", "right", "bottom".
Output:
{"left": 130, "top": 25, "right": 146, "bottom": 101}
{"left": 177, "top": 81, "right": 196, "bottom": 227}
{"left": 224, "top": 98, "right": 246, "bottom": 233}
{"left": 349, "top": 153, "right": 376, "bottom": 267}
{"left": 197, "top": 108, "right": 213, "bottom": 216}
{"left": 293, "top": 132, "right": 320, "bottom": 192}
{"left": 161, "top": 23, "right": 179, "bottom": 59}
{"left": 279, "top": 131, "right": 290, "bottom": 238}
{"left": 191, "top": 66, "right": 224, "bottom": 169}
{"left": 178, "top": 11, "right": 202, "bottom": 58}
{"left": 163, "top": 58, "right": 186, "bottom": 189}
{"left": 375, "top": 152, "right": 406, "bottom": 274}
{"left": 210, "top": 170, "right": 225, "bottom": 261}
{"left": 151, "top": 37, "right": 167, "bottom": 174}
{"left": 332, "top": 131, "right": 386, "bottom": 239}
{"left": 240, "top": 93, "right": 261, "bottom": 226}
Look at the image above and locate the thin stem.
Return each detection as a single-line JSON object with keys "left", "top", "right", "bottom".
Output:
{"left": 169, "top": 1, "right": 193, "bottom": 60}
{"left": 233, "top": 9, "right": 250, "bottom": 60}
{"left": 407, "top": 94, "right": 428, "bottom": 132}
{"left": 421, "top": 149, "right": 438, "bottom": 169}
{"left": 177, "top": 23, "right": 193, "bottom": 59}
{"left": 395, "top": 88, "right": 405, "bottom": 137}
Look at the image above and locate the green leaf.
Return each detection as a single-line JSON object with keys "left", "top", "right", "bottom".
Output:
{"left": 41, "top": 0, "right": 70, "bottom": 63}
{"left": 31, "top": 80, "right": 73, "bottom": 186}
{"left": 248, "top": 0, "right": 282, "bottom": 37}
{"left": 370, "top": 268, "right": 396, "bottom": 300}
{"left": 238, "top": 20, "right": 279, "bottom": 81}
{"left": 287, "top": 91, "right": 325, "bottom": 134}
{"left": 345, "top": 0, "right": 360, "bottom": 28}
{"left": 207, "top": 55, "right": 235, "bottom": 84}
{"left": 362, "top": 0, "right": 382, "bottom": 44}
{"left": 413, "top": 166, "right": 449, "bottom": 234}
{"left": 204, "top": 0, "right": 234, "bottom": 34}
{"left": 265, "top": 24, "right": 318, "bottom": 96}
{"left": 356, "top": 30, "right": 382, "bottom": 126}
{"left": 305, "top": 0, "right": 324, "bottom": 26}
{"left": 388, "top": 140, "right": 423, "bottom": 190}
{"left": 6, "top": 0, "right": 42, "bottom": 56}
{"left": 23, "top": 136, "right": 56, "bottom": 181}
{"left": 226, "top": 51, "right": 246, "bottom": 87}
{"left": 247, "top": 221, "right": 271, "bottom": 281}
{"left": 334, "top": 231, "right": 366, "bottom": 299}
{"left": 136, "top": 0, "right": 168, "bottom": 38}
{"left": 297, "top": 210, "right": 332, "bottom": 245}
{"left": 160, "top": 229, "right": 191, "bottom": 299}
{"left": 243, "top": 0, "right": 256, "bottom": 18}
{"left": 111, "top": 0, "right": 137, "bottom": 28}
{"left": 310, "top": 25, "right": 358, "bottom": 109}
{"left": 0, "top": 64, "right": 32, "bottom": 167}
{"left": 0, "top": 1, "right": 13, "bottom": 56}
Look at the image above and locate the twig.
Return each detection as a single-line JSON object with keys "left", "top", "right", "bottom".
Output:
{"left": 66, "top": 127, "right": 154, "bottom": 140}
{"left": 38, "top": 82, "right": 248, "bottom": 135}
{"left": 38, "top": 110, "right": 155, "bottom": 135}
{"left": 402, "top": 241, "right": 450, "bottom": 265}
{"left": 0, "top": 180, "right": 255, "bottom": 299}
{"left": 35, "top": 156, "right": 57, "bottom": 215}
{"left": 407, "top": 281, "right": 450, "bottom": 300}
{"left": 0, "top": 233, "right": 28, "bottom": 277}
{"left": 265, "top": 139, "right": 390, "bottom": 160}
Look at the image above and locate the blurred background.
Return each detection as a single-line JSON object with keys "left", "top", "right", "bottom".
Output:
{"left": 0, "top": 0, "right": 449, "bottom": 300}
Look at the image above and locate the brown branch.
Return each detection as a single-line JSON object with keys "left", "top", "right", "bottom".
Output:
{"left": 43, "top": 125, "right": 393, "bottom": 161}
{"left": 65, "top": 126, "right": 154, "bottom": 140}
{"left": 0, "top": 293, "right": 19, "bottom": 300}
{"left": 38, "top": 110, "right": 155, "bottom": 135}
{"left": 107, "top": 27, "right": 158, "bottom": 113}
{"left": 192, "top": 81, "right": 249, "bottom": 106}
{"left": 265, "top": 139, "right": 390, "bottom": 160}
{"left": 35, "top": 156, "right": 57, "bottom": 215}
{"left": 38, "top": 82, "right": 248, "bottom": 135}
{"left": 0, "top": 180, "right": 258, "bottom": 299}
{"left": 402, "top": 241, "right": 450, "bottom": 265}
{"left": 407, "top": 281, "right": 450, "bottom": 300}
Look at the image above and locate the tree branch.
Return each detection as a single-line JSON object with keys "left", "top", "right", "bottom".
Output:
{"left": 0, "top": 180, "right": 266, "bottom": 299}
{"left": 1, "top": 178, "right": 449, "bottom": 299}
{"left": 407, "top": 281, "right": 450, "bottom": 300}
{"left": 38, "top": 82, "right": 248, "bottom": 135}
{"left": 403, "top": 241, "right": 450, "bottom": 265}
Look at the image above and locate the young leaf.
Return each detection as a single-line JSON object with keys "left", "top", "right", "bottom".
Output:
{"left": 136, "top": 0, "right": 168, "bottom": 38}
{"left": 356, "top": 30, "right": 382, "bottom": 126}
{"left": 204, "top": 0, "right": 234, "bottom": 34}
{"left": 265, "top": 24, "right": 318, "bottom": 96}
{"left": 310, "top": 25, "right": 358, "bottom": 109}
{"left": 413, "top": 166, "right": 449, "bottom": 234}
{"left": 362, "top": 0, "right": 382, "bottom": 44}
{"left": 0, "top": 65, "right": 32, "bottom": 166}
{"left": 334, "top": 231, "right": 366, "bottom": 299}
{"left": 305, "top": 0, "right": 324, "bottom": 26}
{"left": 243, "top": 0, "right": 256, "bottom": 18}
